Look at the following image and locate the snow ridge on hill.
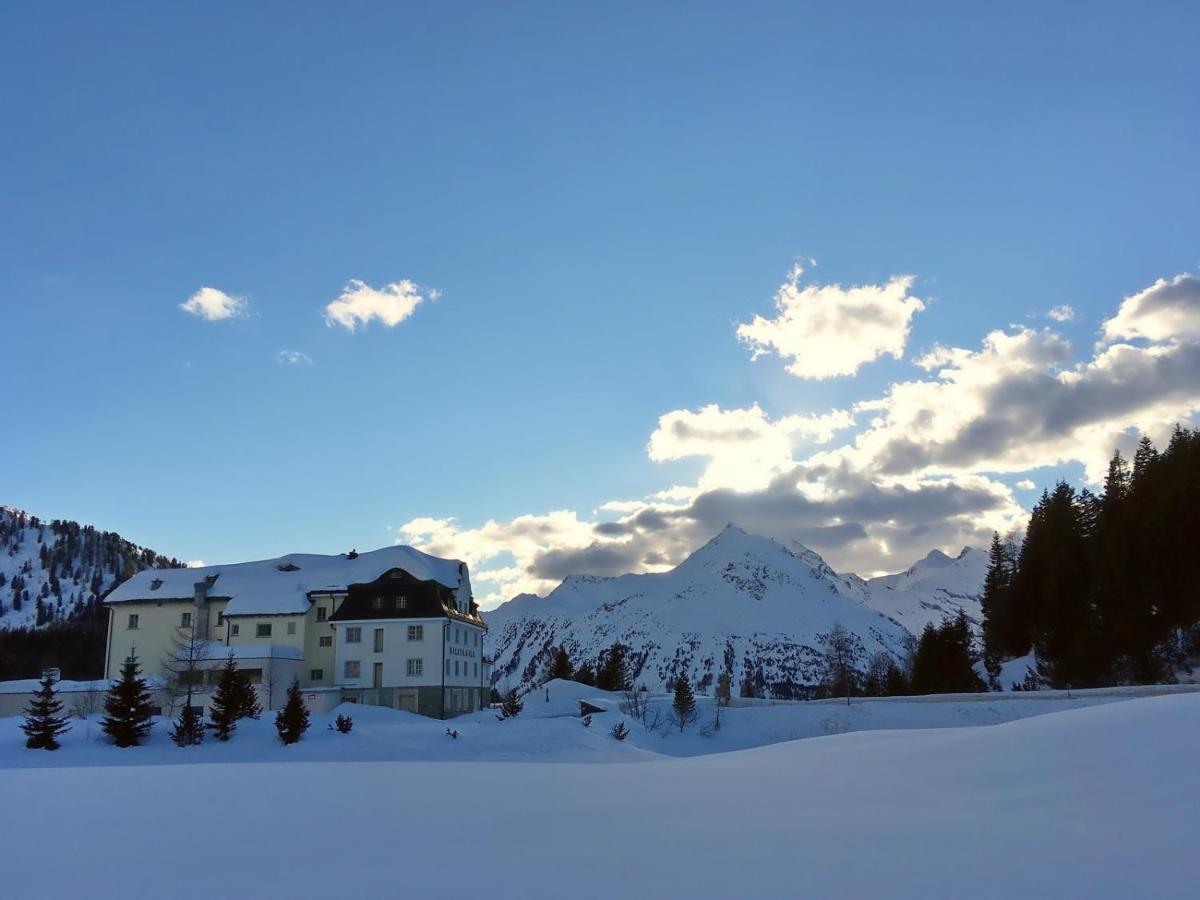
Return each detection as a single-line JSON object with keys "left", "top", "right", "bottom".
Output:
{"left": 485, "top": 524, "right": 917, "bottom": 696}
{"left": 0, "top": 506, "right": 182, "bottom": 629}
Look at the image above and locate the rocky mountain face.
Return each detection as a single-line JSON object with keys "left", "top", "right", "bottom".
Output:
{"left": 485, "top": 525, "right": 928, "bottom": 698}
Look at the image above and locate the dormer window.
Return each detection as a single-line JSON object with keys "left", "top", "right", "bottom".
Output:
{"left": 150, "top": 578, "right": 163, "bottom": 591}
{"left": 398, "top": 595, "right": 408, "bottom": 610}
{"left": 277, "top": 562, "right": 300, "bottom": 572}
{"left": 372, "top": 597, "right": 383, "bottom": 610}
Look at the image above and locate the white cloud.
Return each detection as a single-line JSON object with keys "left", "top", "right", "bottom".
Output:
{"left": 737, "top": 265, "right": 925, "bottom": 379}
{"left": 323, "top": 279, "right": 435, "bottom": 331}
{"left": 647, "top": 403, "right": 854, "bottom": 492}
{"left": 397, "top": 271, "right": 1200, "bottom": 609}
{"left": 834, "top": 324, "right": 1200, "bottom": 483}
{"left": 1101, "top": 274, "right": 1200, "bottom": 344}
{"left": 180, "top": 287, "right": 247, "bottom": 321}
{"left": 276, "top": 350, "right": 314, "bottom": 366}
{"left": 1047, "top": 305, "right": 1076, "bottom": 322}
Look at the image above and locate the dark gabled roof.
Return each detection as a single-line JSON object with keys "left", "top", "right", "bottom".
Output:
{"left": 329, "top": 567, "right": 486, "bottom": 628}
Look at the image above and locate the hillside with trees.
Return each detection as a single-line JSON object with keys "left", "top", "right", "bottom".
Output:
{"left": 0, "top": 506, "right": 183, "bottom": 679}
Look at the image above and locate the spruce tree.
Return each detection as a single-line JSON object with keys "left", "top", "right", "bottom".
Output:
{"left": 170, "top": 703, "right": 205, "bottom": 747}
{"left": 547, "top": 645, "right": 574, "bottom": 682}
{"left": 101, "top": 652, "right": 154, "bottom": 747}
{"left": 980, "top": 531, "right": 1015, "bottom": 672}
{"left": 22, "top": 671, "right": 70, "bottom": 750}
{"left": 235, "top": 668, "right": 262, "bottom": 720}
{"left": 672, "top": 675, "right": 696, "bottom": 731}
{"left": 208, "top": 656, "right": 242, "bottom": 741}
{"left": 574, "top": 663, "right": 595, "bottom": 686}
{"left": 499, "top": 687, "right": 523, "bottom": 719}
{"left": 596, "top": 642, "right": 630, "bottom": 692}
{"left": 274, "top": 678, "right": 310, "bottom": 745}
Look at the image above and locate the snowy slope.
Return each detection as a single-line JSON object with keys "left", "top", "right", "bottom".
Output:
{"left": 1, "top": 693, "right": 1195, "bottom": 899}
{"left": 865, "top": 545, "right": 988, "bottom": 633}
{"left": 0, "top": 506, "right": 181, "bottom": 629}
{"left": 486, "top": 524, "right": 911, "bottom": 695}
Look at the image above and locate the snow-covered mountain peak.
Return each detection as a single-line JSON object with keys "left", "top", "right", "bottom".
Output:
{"left": 865, "top": 545, "right": 989, "bottom": 633}
{"left": 485, "top": 524, "right": 912, "bottom": 695}
{"left": 674, "top": 523, "right": 808, "bottom": 574}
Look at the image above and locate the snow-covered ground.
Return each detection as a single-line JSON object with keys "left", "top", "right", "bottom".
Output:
{"left": 1, "top": 683, "right": 1195, "bottom": 898}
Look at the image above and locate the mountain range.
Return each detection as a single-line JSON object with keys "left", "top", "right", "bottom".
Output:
{"left": 484, "top": 524, "right": 987, "bottom": 696}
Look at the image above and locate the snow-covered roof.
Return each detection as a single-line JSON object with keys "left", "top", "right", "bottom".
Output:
{"left": 105, "top": 545, "right": 467, "bottom": 616}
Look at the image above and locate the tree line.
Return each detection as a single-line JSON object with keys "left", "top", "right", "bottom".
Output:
{"left": 981, "top": 427, "right": 1200, "bottom": 688}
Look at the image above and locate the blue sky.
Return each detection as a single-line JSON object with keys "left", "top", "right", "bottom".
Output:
{"left": 4, "top": 2, "right": 1199, "bottom": 605}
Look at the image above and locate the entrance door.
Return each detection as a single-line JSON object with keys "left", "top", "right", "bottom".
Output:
{"left": 397, "top": 690, "right": 418, "bottom": 713}
{"left": 373, "top": 662, "right": 383, "bottom": 688}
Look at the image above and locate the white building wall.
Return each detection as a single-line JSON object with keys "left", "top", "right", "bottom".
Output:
{"left": 333, "top": 618, "right": 486, "bottom": 689}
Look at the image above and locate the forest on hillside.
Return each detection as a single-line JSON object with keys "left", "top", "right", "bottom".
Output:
{"left": 0, "top": 509, "right": 183, "bottom": 679}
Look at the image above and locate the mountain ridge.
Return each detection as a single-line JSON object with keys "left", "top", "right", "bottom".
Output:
{"left": 485, "top": 524, "right": 987, "bottom": 695}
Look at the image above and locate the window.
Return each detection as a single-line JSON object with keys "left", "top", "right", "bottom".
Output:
{"left": 373, "top": 628, "right": 384, "bottom": 653}
{"left": 344, "top": 660, "right": 361, "bottom": 679}
{"left": 474, "top": 662, "right": 478, "bottom": 677}
{"left": 445, "top": 659, "right": 450, "bottom": 675}
{"left": 372, "top": 597, "right": 383, "bottom": 611}
{"left": 398, "top": 594, "right": 408, "bottom": 609}
{"left": 345, "top": 627, "right": 361, "bottom": 644}
{"left": 231, "top": 624, "right": 240, "bottom": 637}
{"left": 256, "top": 623, "right": 272, "bottom": 638}
{"left": 127, "top": 614, "right": 139, "bottom": 630}
{"left": 407, "top": 658, "right": 423, "bottom": 676}
{"left": 217, "top": 611, "right": 225, "bottom": 626}
{"left": 407, "top": 625, "right": 423, "bottom": 641}
{"left": 310, "top": 669, "right": 324, "bottom": 681}
{"left": 179, "top": 671, "right": 203, "bottom": 686}
{"left": 286, "top": 621, "right": 296, "bottom": 635}
{"left": 180, "top": 611, "right": 192, "bottom": 628}
{"left": 316, "top": 606, "right": 327, "bottom": 622}
{"left": 454, "top": 660, "right": 460, "bottom": 677}
{"left": 319, "top": 635, "right": 332, "bottom": 648}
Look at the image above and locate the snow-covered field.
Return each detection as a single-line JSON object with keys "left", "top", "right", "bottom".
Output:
{"left": 2, "top": 684, "right": 1195, "bottom": 898}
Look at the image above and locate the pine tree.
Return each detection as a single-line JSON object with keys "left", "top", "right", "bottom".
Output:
{"left": 22, "top": 672, "right": 70, "bottom": 750}
{"left": 596, "top": 642, "right": 630, "bottom": 692}
{"left": 274, "top": 678, "right": 310, "bottom": 745}
{"left": 170, "top": 703, "right": 205, "bottom": 747}
{"left": 101, "top": 652, "right": 154, "bottom": 747}
{"left": 980, "top": 531, "right": 1016, "bottom": 672}
{"left": 208, "top": 656, "right": 242, "bottom": 741}
{"left": 574, "top": 663, "right": 595, "bottom": 686}
{"left": 235, "top": 668, "right": 262, "bottom": 720}
{"left": 547, "top": 645, "right": 574, "bottom": 682}
{"left": 671, "top": 675, "right": 696, "bottom": 731}
{"left": 499, "top": 688, "right": 523, "bottom": 719}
